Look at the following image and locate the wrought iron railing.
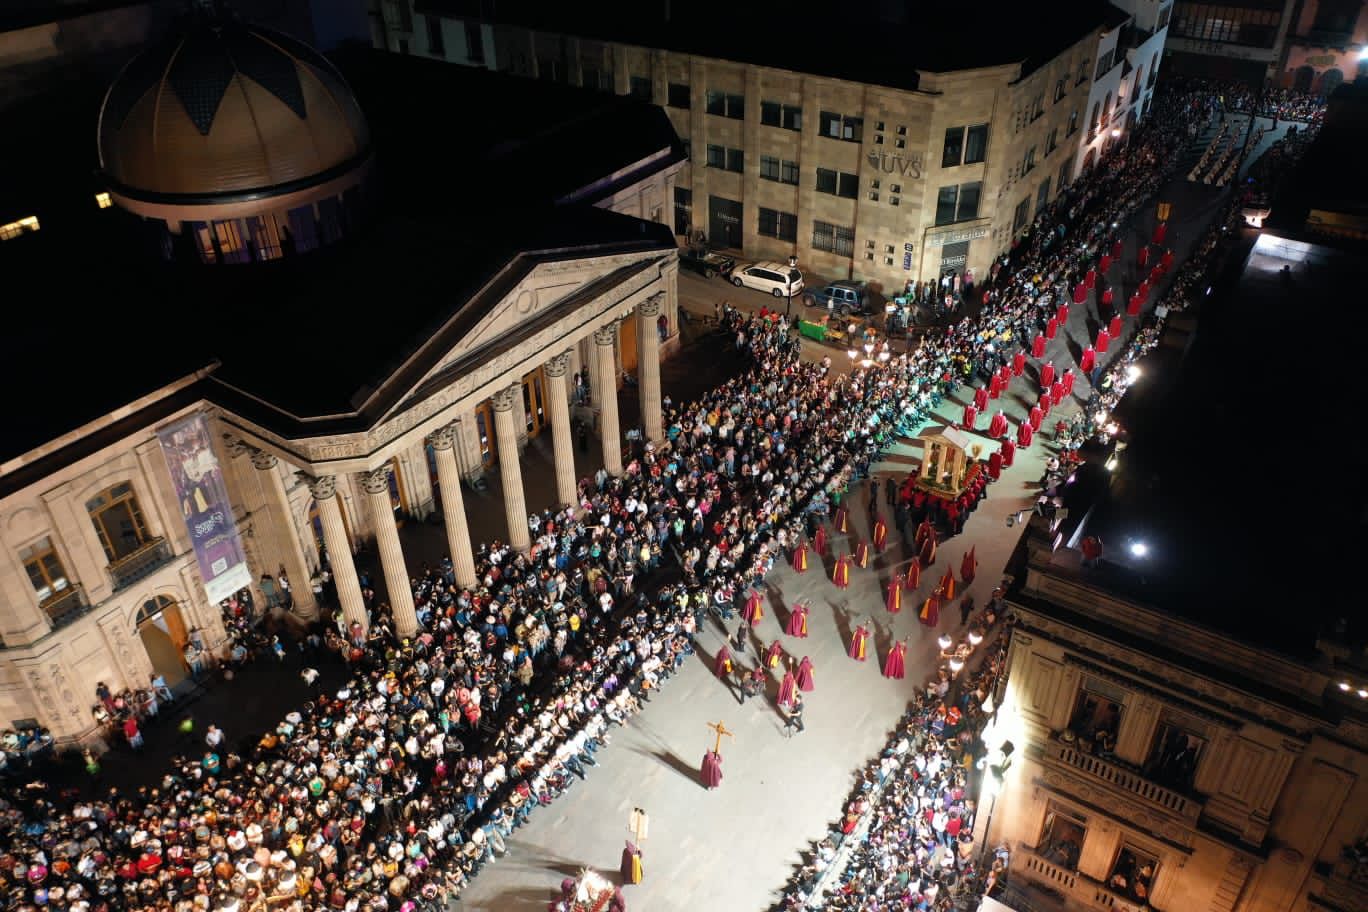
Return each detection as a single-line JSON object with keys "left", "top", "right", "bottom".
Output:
{"left": 43, "top": 585, "right": 91, "bottom": 630}
{"left": 108, "top": 538, "right": 172, "bottom": 591}
{"left": 1047, "top": 737, "right": 1201, "bottom": 820}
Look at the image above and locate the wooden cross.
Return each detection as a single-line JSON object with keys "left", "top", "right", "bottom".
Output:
{"left": 707, "top": 720, "right": 735, "bottom": 756}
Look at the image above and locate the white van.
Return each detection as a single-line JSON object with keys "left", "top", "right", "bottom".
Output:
{"left": 730, "top": 261, "right": 804, "bottom": 298}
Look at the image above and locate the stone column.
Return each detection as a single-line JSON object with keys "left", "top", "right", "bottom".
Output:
{"left": 305, "top": 474, "right": 367, "bottom": 632}
{"left": 636, "top": 294, "right": 664, "bottom": 442}
{"left": 492, "top": 385, "right": 532, "bottom": 552}
{"left": 593, "top": 322, "right": 623, "bottom": 475}
{"left": 251, "top": 450, "right": 318, "bottom": 618}
{"left": 429, "top": 424, "right": 478, "bottom": 589}
{"left": 543, "top": 351, "right": 578, "bottom": 506}
{"left": 361, "top": 466, "right": 418, "bottom": 639}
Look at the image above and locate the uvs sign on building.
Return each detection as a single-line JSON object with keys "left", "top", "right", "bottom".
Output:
{"left": 867, "top": 150, "right": 925, "bottom": 179}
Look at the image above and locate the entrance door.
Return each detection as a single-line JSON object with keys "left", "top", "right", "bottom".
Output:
{"left": 618, "top": 312, "right": 639, "bottom": 375}
{"left": 387, "top": 457, "right": 408, "bottom": 526}
{"left": 521, "top": 367, "right": 547, "bottom": 437}
{"left": 708, "top": 195, "right": 743, "bottom": 248}
{"left": 474, "top": 400, "right": 498, "bottom": 467}
{"left": 136, "top": 595, "right": 189, "bottom": 687}
{"left": 940, "top": 241, "right": 969, "bottom": 280}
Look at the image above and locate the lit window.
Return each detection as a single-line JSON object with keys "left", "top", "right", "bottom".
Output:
{"left": 95, "top": 192, "right": 113, "bottom": 209}
{"left": 0, "top": 215, "right": 40, "bottom": 241}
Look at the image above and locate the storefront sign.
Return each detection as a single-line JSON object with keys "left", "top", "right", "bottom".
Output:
{"left": 926, "top": 225, "right": 989, "bottom": 247}
{"left": 903, "top": 243, "right": 914, "bottom": 270}
{"left": 158, "top": 414, "right": 252, "bottom": 603}
{"left": 867, "top": 150, "right": 924, "bottom": 179}
{"left": 941, "top": 254, "right": 967, "bottom": 268}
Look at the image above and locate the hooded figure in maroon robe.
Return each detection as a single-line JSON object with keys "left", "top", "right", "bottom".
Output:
{"left": 1153, "top": 221, "right": 1167, "bottom": 245}
{"left": 1028, "top": 404, "right": 1044, "bottom": 432}
{"left": 1100, "top": 252, "right": 1112, "bottom": 274}
{"left": 1017, "top": 421, "right": 1034, "bottom": 448}
{"left": 1095, "top": 327, "right": 1111, "bottom": 354}
{"left": 1050, "top": 380, "right": 1066, "bottom": 408}
{"left": 988, "top": 450, "right": 1003, "bottom": 480}
{"left": 1062, "top": 368, "right": 1076, "bottom": 397}
{"left": 1085, "top": 268, "right": 1096, "bottom": 290}
{"left": 1112, "top": 238, "right": 1123, "bottom": 260}
{"left": 1080, "top": 345, "right": 1096, "bottom": 374}
{"left": 1127, "top": 292, "right": 1142, "bottom": 317}
{"left": 1040, "top": 361, "right": 1055, "bottom": 390}
{"left": 1046, "top": 316, "right": 1059, "bottom": 340}
{"left": 701, "top": 751, "right": 723, "bottom": 789}
{"left": 962, "top": 403, "right": 978, "bottom": 429}
{"left": 1001, "top": 439, "right": 1016, "bottom": 467}
{"left": 1058, "top": 301, "right": 1070, "bottom": 324}
{"left": 1031, "top": 334, "right": 1046, "bottom": 359}
{"left": 883, "top": 639, "right": 908, "bottom": 680}
{"left": 989, "top": 410, "right": 1009, "bottom": 438}
{"left": 1137, "top": 245, "right": 1150, "bottom": 268}
{"left": 797, "top": 656, "right": 815, "bottom": 691}
{"left": 1108, "top": 314, "right": 1122, "bottom": 339}
{"left": 1012, "top": 350, "right": 1026, "bottom": 377}
{"left": 973, "top": 385, "right": 989, "bottom": 413}
{"left": 777, "top": 667, "right": 798, "bottom": 707}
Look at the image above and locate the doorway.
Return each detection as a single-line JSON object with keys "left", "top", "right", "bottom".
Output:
{"left": 387, "top": 457, "right": 408, "bottom": 526}
{"left": 474, "top": 400, "right": 499, "bottom": 467}
{"left": 136, "top": 595, "right": 189, "bottom": 687}
{"left": 939, "top": 241, "right": 969, "bottom": 280}
{"left": 521, "top": 367, "right": 548, "bottom": 437}
{"left": 708, "top": 195, "right": 743, "bottom": 248}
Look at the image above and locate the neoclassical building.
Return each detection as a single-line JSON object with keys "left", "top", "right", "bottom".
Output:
{"left": 982, "top": 520, "right": 1368, "bottom": 912}
{"left": 0, "top": 10, "right": 683, "bottom": 741}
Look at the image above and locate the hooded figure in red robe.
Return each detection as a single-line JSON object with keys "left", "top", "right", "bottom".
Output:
{"left": 832, "top": 554, "right": 852, "bottom": 589}
{"left": 940, "top": 568, "right": 957, "bottom": 600}
{"left": 701, "top": 750, "right": 723, "bottom": 789}
{"left": 814, "top": 526, "right": 827, "bottom": 555}
{"left": 1062, "top": 368, "right": 1076, "bottom": 397}
{"left": 1101, "top": 287, "right": 1114, "bottom": 311}
{"left": 1112, "top": 238, "right": 1123, "bottom": 260}
{"left": 1012, "top": 350, "right": 1026, "bottom": 377}
{"left": 988, "top": 450, "right": 1003, "bottom": 480}
{"left": 714, "top": 646, "right": 734, "bottom": 679}
{"left": 906, "top": 556, "right": 922, "bottom": 590}
{"left": 786, "top": 602, "right": 809, "bottom": 637}
{"left": 1080, "top": 345, "right": 1096, "bottom": 374}
{"left": 792, "top": 541, "right": 809, "bottom": 573}
{"left": 1073, "top": 282, "right": 1087, "bottom": 305}
{"left": 1040, "top": 391, "right": 1053, "bottom": 419}
{"left": 919, "top": 532, "right": 937, "bottom": 568}
{"left": 1100, "top": 252, "right": 1112, "bottom": 274}
{"left": 1040, "top": 361, "right": 1055, "bottom": 390}
{"left": 1050, "top": 380, "right": 1066, "bottom": 408}
{"left": 1150, "top": 264, "right": 1163, "bottom": 285}
{"left": 973, "top": 385, "right": 989, "bottom": 413}
{"left": 1028, "top": 404, "right": 1044, "bottom": 432}
{"left": 1162, "top": 249, "right": 1173, "bottom": 271}
{"left": 621, "top": 842, "right": 643, "bottom": 884}
{"left": 1046, "top": 316, "right": 1059, "bottom": 340}
{"left": 989, "top": 410, "right": 1009, "bottom": 438}
{"left": 1058, "top": 301, "right": 1070, "bottom": 324}
{"left": 1001, "top": 439, "right": 1016, "bottom": 467}
{"left": 1095, "top": 327, "right": 1111, "bottom": 354}
{"left": 914, "top": 518, "right": 935, "bottom": 549}
{"left": 766, "top": 639, "right": 784, "bottom": 670}
{"left": 854, "top": 540, "right": 870, "bottom": 569}
{"left": 777, "top": 667, "right": 797, "bottom": 706}
{"left": 1108, "top": 314, "right": 1122, "bottom": 339}
{"left": 1127, "top": 292, "right": 1142, "bottom": 317}
{"left": 962, "top": 403, "right": 978, "bottom": 429}
{"left": 849, "top": 622, "right": 870, "bottom": 662}
{"left": 961, "top": 546, "right": 978, "bottom": 584}
{"left": 1153, "top": 221, "right": 1167, "bottom": 245}
{"left": 887, "top": 575, "right": 903, "bottom": 614}
{"left": 919, "top": 592, "right": 940, "bottom": 626}
{"left": 1137, "top": 245, "right": 1150, "bottom": 268}
{"left": 872, "top": 516, "right": 888, "bottom": 551}
{"left": 834, "top": 505, "right": 849, "bottom": 533}
{"left": 797, "top": 656, "right": 815, "bottom": 691}
{"left": 988, "top": 372, "right": 1003, "bottom": 400}
{"left": 1031, "top": 333, "right": 1046, "bottom": 359}
{"left": 743, "top": 590, "right": 764, "bottom": 626}
{"left": 998, "top": 364, "right": 1013, "bottom": 390}
{"left": 1138, "top": 279, "right": 1150, "bottom": 302}
{"left": 883, "top": 639, "right": 908, "bottom": 680}
{"left": 1017, "top": 421, "right": 1034, "bottom": 448}
{"left": 1085, "top": 268, "right": 1096, "bottom": 290}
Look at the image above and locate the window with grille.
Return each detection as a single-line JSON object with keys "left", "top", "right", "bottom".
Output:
{"left": 758, "top": 207, "right": 798, "bottom": 241}
{"left": 812, "top": 221, "right": 855, "bottom": 256}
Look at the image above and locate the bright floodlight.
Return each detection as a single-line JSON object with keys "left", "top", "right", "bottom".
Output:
{"left": 1127, "top": 364, "right": 1141, "bottom": 381}
{"left": 1359, "top": 46, "right": 1368, "bottom": 61}
{"left": 1130, "top": 541, "right": 1149, "bottom": 557}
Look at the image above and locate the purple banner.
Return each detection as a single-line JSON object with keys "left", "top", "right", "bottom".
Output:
{"left": 158, "top": 414, "right": 252, "bottom": 603}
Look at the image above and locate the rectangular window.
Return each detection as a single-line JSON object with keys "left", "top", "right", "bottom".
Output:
{"left": 1058, "top": 155, "right": 1075, "bottom": 191}
{"left": 706, "top": 144, "right": 726, "bottom": 168}
{"left": 837, "top": 172, "right": 858, "bottom": 198}
{"left": 1108, "top": 845, "right": 1160, "bottom": 905}
{"left": 1013, "top": 196, "right": 1032, "bottom": 233}
{"left": 1054, "top": 78, "right": 1066, "bottom": 102}
{"left": 1036, "top": 177, "right": 1052, "bottom": 212}
{"left": 725, "top": 148, "right": 744, "bottom": 173}
{"left": 86, "top": 482, "right": 151, "bottom": 563}
{"left": 1022, "top": 146, "right": 1037, "bottom": 174}
{"left": 0, "top": 215, "right": 40, "bottom": 241}
{"left": 465, "top": 21, "right": 485, "bottom": 64}
{"left": 95, "top": 192, "right": 113, "bottom": 209}
{"left": 1066, "top": 110, "right": 1079, "bottom": 136}
{"left": 819, "top": 111, "right": 863, "bottom": 142}
{"left": 956, "top": 182, "right": 982, "bottom": 221}
{"left": 760, "top": 155, "right": 781, "bottom": 181}
{"left": 20, "top": 537, "right": 70, "bottom": 604}
{"left": 942, "top": 126, "right": 965, "bottom": 168}
{"left": 1077, "top": 57, "right": 1090, "bottom": 85}
{"left": 1068, "top": 676, "right": 1127, "bottom": 746}
{"left": 935, "top": 185, "right": 959, "bottom": 226}
{"left": 1145, "top": 719, "right": 1208, "bottom": 792}
{"left": 964, "top": 124, "right": 989, "bottom": 164}
{"left": 667, "top": 82, "right": 691, "bottom": 108}
{"left": 1039, "top": 802, "right": 1088, "bottom": 871}
{"left": 425, "top": 15, "right": 445, "bottom": 56}
{"left": 707, "top": 90, "right": 745, "bottom": 119}
{"left": 812, "top": 220, "right": 855, "bottom": 256}
{"left": 780, "top": 159, "right": 800, "bottom": 185}
{"left": 1096, "top": 50, "right": 1114, "bottom": 80}
{"left": 630, "top": 75, "right": 652, "bottom": 101}
{"left": 816, "top": 167, "right": 837, "bottom": 195}
{"left": 762, "top": 101, "right": 802, "bottom": 131}
{"left": 758, "top": 207, "right": 798, "bottom": 242}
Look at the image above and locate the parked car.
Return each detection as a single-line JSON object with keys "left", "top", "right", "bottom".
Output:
{"left": 678, "top": 247, "right": 735, "bottom": 279}
{"left": 730, "top": 261, "right": 804, "bottom": 298}
{"left": 804, "top": 281, "right": 874, "bottom": 316}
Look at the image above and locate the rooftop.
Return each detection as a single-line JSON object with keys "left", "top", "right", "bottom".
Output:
{"left": 0, "top": 47, "right": 681, "bottom": 466}
{"left": 426, "top": 0, "right": 1127, "bottom": 85}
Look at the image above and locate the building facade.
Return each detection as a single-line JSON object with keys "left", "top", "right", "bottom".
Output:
{"left": 1279, "top": 0, "right": 1368, "bottom": 92}
{"left": 1076, "top": 1, "right": 1172, "bottom": 173}
{"left": 371, "top": 1, "right": 1148, "bottom": 291}
{"left": 0, "top": 12, "right": 682, "bottom": 745}
{"left": 982, "top": 521, "right": 1368, "bottom": 912}
{"left": 1165, "top": 0, "right": 1303, "bottom": 83}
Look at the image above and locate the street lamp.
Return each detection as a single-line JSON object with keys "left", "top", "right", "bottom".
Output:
{"left": 785, "top": 254, "right": 799, "bottom": 317}
{"left": 976, "top": 740, "right": 1016, "bottom": 865}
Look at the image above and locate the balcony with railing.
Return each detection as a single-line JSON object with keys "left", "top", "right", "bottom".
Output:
{"left": 1044, "top": 735, "right": 1202, "bottom": 822}
{"left": 108, "top": 538, "right": 173, "bottom": 591}
{"left": 1018, "top": 846, "right": 1164, "bottom": 912}
{"left": 42, "top": 585, "right": 92, "bottom": 631}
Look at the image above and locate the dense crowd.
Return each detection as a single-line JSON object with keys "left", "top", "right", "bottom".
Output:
{"left": 0, "top": 72, "right": 1318, "bottom": 912}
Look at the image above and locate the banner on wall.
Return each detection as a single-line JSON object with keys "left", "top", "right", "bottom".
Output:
{"left": 157, "top": 414, "right": 252, "bottom": 603}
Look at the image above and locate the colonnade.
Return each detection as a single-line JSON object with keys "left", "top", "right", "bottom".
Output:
{"left": 240, "top": 296, "right": 666, "bottom": 640}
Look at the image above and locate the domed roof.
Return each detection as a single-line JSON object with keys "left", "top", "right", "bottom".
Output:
{"left": 98, "top": 17, "right": 370, "bottom": 202}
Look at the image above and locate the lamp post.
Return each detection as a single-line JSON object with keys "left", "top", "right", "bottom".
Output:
{"left": 976, "top": 740, "right": 1015, "bottom": 866}
{"left": 786, "top": 253, "right": 799, "bottom": 317}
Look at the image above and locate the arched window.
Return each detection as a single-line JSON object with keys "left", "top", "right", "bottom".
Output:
{"left": 137, "top": 595, "right": 178, "bottom": 626}
{"left": 86, "top": 482, "right": 152, "bottom": 563}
